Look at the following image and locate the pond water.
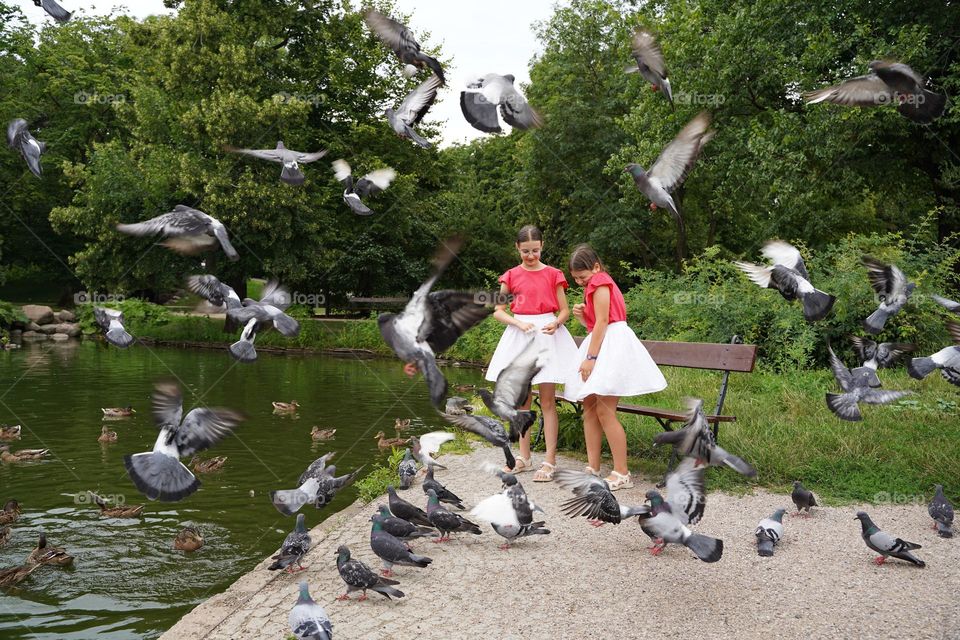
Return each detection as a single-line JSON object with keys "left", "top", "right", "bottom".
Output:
{"left": 0, "top": 340, "right": 484, "bottom": 639}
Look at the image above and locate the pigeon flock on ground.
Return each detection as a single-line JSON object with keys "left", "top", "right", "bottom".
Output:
{"left": 3, "top": 5, "right": 957, "bottom": 639}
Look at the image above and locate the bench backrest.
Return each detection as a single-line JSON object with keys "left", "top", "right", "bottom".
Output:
{"left": 572, "top": 335, "right": 757, "bottom": 373}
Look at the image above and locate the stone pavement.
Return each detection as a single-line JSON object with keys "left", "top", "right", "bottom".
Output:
{"left": 161, "top": 445, "right": 960, "bottom": 640}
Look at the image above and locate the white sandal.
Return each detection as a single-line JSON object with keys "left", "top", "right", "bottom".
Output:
{"left": 533, "top": 461, "right": 556, "bottom": 482}
{"left": 505, "top": 456, "right": 533, "bottom": 473}
{"left": 584, "top": 466, "right": 600, "bottom": 476}
{"left": 605, "top": 471, "right": 633, "bottom": 491}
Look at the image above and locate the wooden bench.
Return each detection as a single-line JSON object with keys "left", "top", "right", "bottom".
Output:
{"left": 532, "top": 334, "right": 757, "bottom": 444}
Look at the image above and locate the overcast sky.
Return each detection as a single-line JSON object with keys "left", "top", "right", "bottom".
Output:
{"left": 19, "top": 0, "right": 558, "bottom": 147}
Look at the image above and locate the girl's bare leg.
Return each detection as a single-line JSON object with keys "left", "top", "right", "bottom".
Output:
{"left": 596, "top": 395, "right": 629, "bottom": 475}
{"left": 582, "top": 395, "right": 603, "bottom": 471}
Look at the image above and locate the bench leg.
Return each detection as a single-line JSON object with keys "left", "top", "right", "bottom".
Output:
{"left": 654, "top": 417, "right": 678, "bottom": 488}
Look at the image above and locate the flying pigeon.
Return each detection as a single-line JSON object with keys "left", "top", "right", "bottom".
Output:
{"left": 849, "top": 335, "right": 916, "bottom": 372}
{"left": 421, "top": 466, "right": 464, "bottom": 510}
{"left": 398, "top": 448, "right": 417, "bottom": 489}
{"left": 387, "top": 486, "right": 433, "bottom": 527}
{"left": 626, "top": 28, "right": 673, "bottom": 105}
{"left": 755, "top": 508, "right": 786, "bottom": 557}
{"left": 369, "top": 515, "right": 432, "bottom": 576}
{"left": 439, "top": 412, "right": 516, "bottom": 470}
{"left": 805, "top": 60, "right": 946, "bottom": 123}
{"left": 225, "top": 280, "right": 300, "bottom": 363}
{"left": 460, "top": 74, "right": 542, "bottom": 134}
{"left": 624, "top": 111, "right": 714, "bottom": 231}
{"left": 363, "top": 9, "right": 444, "bottom": 83}
{"left": 855, "top": 511, "right": 925, "bottom": 567}
{"left": 186, "top": 274, "right": 242, "bottom": 311}
{"left": 33, "top": 0, "right": 72, "bottom": 22}
{"left": 372, "top": 505, "right": 434, "bottom": 540}
{"left": 93, "top": 307, "right": 134, "bottom": 348}
{"left": 124, "top": 381, "right": 244, "bottom": 501}
{"left": 271, "top": 452, "right": 362, "bottom": 516}
{"left": 861, "top": 256, "right": 915, "bottom": 334}
{"left": 652, "top": 398, "right": 756, "bottom": 477}
{"left": 409, "top": 431, "right": 454, "bottom": 471}
{"left": 928, "top": 485, "right": 954, "bottom": 539}
{"left": 425, "top": 488, "right": 481, "bottom": 541}
{"left": 289, "top": 581, "right": 332, "bottom": 640}
{"left": 734, "top": 240, "right": 836, "bottom": 322}
{"left": 385, "top": 73, "right": 442, "bottom": 148}
{"left": 908, "top": 321, "right": 960, "bottom": 386}
{"left": 378, "top": 237, "right": 507, "bottom": 408}
{"left": 331, "top": 159, "right": 395, "bottom": 216}
{"left": 640, "top": 484, "right": 722, "bottom": 562}
{"left": 825, "top": 344, "right": 911, "bottom": 421}
{"left": 477, "top": 337, "right": 548, "bottom": 439}
{"left": 470, "top": 491, "right": 549, "bottom": 549}
{"left": 6, "top": 119, "right": 45, "bottom": 177}
{"left": 268, "top": 513, "right": 311, "bottom": 573}
{"left": 931, "top": 294, "right": 960, "bottom": 314}
{"left": 336, "top": 544, "right": 404, "bottom": 601}
{"left": 555, "top": 468, "right": 650, "bottom": 527}
{"left": 116, "top": 205, "right": 239, "bottom": 261}
{"left": 791, "top": 481, "right": 817, "bottom": 517}
{"left": 224, "top": 141, "right": 327, "bottom": 186}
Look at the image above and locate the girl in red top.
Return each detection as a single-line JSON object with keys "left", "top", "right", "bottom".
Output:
{"left": 565, "top": 244, "right": 667, "bottom": 490}
{"left": 486, "top": 225, "right": 580, "bottom": 481}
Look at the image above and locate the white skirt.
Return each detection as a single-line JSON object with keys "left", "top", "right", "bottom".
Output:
{"left": 563, "top": 321, "right": 667, "bottom": 401}
{"left": 485, "top": 312, "right": 580, "bottom": 385}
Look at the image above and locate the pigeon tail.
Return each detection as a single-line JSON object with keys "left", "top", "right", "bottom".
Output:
{"left": 825, "top": 392, "right": 863, "bottom": 421}
{"left": 936, "top": 521, "right": 954, "bottom": 538}
{"left": 404, "top": 125, "right": 432, "bottom": 149}
{"left": 280, "top": 164, "right": 306, "bottom": 185}
{"left": 684, "top": 533, "right": 723, "bottom": 563}
{"left": 898, "top": 90, "right": 946, "bottom": 123}
{"left": 801, "top": 289, "right": 836, "bottom": 322}
{"left": 229, "top": 338, "right": 257, "bottom": 363}
{"left": 371, "top": 584, "right": 405, "bottom": 599}
{"left": 106, "top": 327, "right": 134, "bottom": 348}
{"left": 907, "top": 357, "right": 937, "bottom": 380}
{"left": 722, "top": 453, "right": 757, "bottom": 478}
{"left": 862, "top": 308, "right": 889, "bottom": 335}
{"left": 756, "top": 532, "right": 775, "bottom": 557}
{"left": 273, "top": 313, "right": 300, "bottom": 337}
{"left": 124, "top": 452, "right": 200, "bottom": 502}
{"left": 405, "top": 552, "right": 432, "bottom": 568}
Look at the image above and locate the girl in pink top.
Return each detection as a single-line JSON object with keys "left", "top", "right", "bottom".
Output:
{"left": 565, "top": 244, "right": 667, "bottom": 490}
{"left": 486, "top": 225, "right": 580, "bottom": 481}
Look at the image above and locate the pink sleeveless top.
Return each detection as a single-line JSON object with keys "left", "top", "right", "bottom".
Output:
{"left": 582, "top": 272, "right": 627, "bottom": 332}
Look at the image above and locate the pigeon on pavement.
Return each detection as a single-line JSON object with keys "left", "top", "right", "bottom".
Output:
{"left": 372, "top": 505, "right": 434, "bottom": 540}
{"left": 755, "top": 508, "right": 786, "bottom": 557}
{"left": 425, "top": 488, "right": 481, "bottom": 541}
{"left": 855, "top": 511, "right": 925, "bottom": 567}
{"left": 398, "top": 448, "right": 417, "bottom": 489}
{"left": 421, "top": 466, "right": 464, "bottom": 509}
{"left": 369, "top": 516, "right": 432, "bottom": 576}
{"left": 470, "top": 491, "right": 549, "bottom": 549}
{"left": 289, "top": 582, "right": 332, "bottom": 640}
{"left": 268, "top": 513, "right": 311, "bottom": 573}
{"left": 387, "top": 485, "right": 433, "bottom": 527}
{"left": 929, "top": 485, "right": 954, "bottom": 539}
{"left": 791, "top": 481, "right": 817, "bottom": 517}
{"left": 336, "top": 545, "right": 404, "bottom": 601}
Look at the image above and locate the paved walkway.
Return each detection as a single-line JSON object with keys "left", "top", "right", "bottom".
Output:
{"left": 161, "top": 445, "right": 960, "bottom": 640}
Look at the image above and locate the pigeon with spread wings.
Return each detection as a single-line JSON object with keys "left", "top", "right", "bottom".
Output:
{"left": 332, "top": 159, "right": 395, "bottom": 216}
{"left": 460, "top": 74, "right": 542, "bottom": 134}
{"left": 224, "top": 280, "right": 300, "bottom": 363}
{"left": 7, "top": 119, "right": 46, "bottom": 178}
{"left": 734, "top": 240, "right": 835, "bottom": 322}
{"left": 626, "top": 28, "right": 673, "bottom": 105}
{"left": 117, "top": 205, "right": 239, "bottom": 261}
{"left": 386, "top": 74, "right": 442, "bottom": 148}
{"left": 364, "top": 9, "right": 444, "bottom": 83}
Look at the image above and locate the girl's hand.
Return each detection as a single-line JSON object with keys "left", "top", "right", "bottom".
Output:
{"left": 579, "top": 358, "right": 595, "bottom": 381}
{"left": 515, "top": 321, "right": 536, "bottom": 333}
{"left": 572, "top": 303, "right": 585, "bottom": 321}
{"left": 541, "top": 321, "right": 558, "bottom": 335}
{"left": 403, "top": 362, "right": 418, "bottom": 378}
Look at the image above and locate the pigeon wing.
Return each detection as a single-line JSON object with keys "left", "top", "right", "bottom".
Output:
{"left": 421, "top": 290, "right": 497, "bottom": 353}
{"left": 174, "top": 407, "right": 244, "bottom": 457}
{"left": 648, "top": 111, "right": 712, "bottom": 193}
{"left": 665, "top": 456, "right": 707, "bottom": 525}
{"left": 805, "top": 74, "right": 892, "bottom": 106}
{"left": 460, "top": 90, "right": 502, "bottom": 133}
{"left": 419, "top": 431, "right": 454, "bottom": 457}
{"left": 355, "top": 168, "right": 396, "bottom": 197}
{"left": 397, "top": 74, "right": 442, "bottom": 126}
{"left": 223, "top": 145, "right": 285, "bottom": 163}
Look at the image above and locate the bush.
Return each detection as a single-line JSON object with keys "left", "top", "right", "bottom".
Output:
{"left": 355, "top": 448, "right": 407, "bottom": 504}
{"left": 75, "top": 298, "right": 172, "bottom": 334}
{"left": 0, "top": 300, "right": 27, "bottom": 328}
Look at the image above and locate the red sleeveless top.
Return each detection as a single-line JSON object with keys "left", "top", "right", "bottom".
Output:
{"left": 582, "top": 272, "right": 627, "bottom": 332}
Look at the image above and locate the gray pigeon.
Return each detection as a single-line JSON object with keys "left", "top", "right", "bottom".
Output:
{"left": 336, "top": 545, "right": 404, "bottom": 601}
{"left": 806, "top": 60, "right": 946, "bottom": 123}
{"left": 34, "top": 0, "right": 72, "bottom": 22}
{"left": 641, "top": 487, "right": 723, "bottom": 563}
{"left": 373, "top": 505, "right": 434, "bottom": 540}
{"left": 425, "top": 489, "right": 481, "bottom": 541}
{"left": 636, "top": 457, "right": 708, "bottom": 555}
{"left": 908, "top": 321, "right": 960, "bottom": 386}
{"left": 289, "top": 581, "right": 332, "bottom": 640}
{"left": 929, "top": 485, "right": 954, "bottom": 539}
{"left": 7, "top": 119, "right": 45, "bottom": 177}
{"left": 93, "top": 307, "right": 134, "bottom": 348}
{"left": 626, "top": 28, "right": 673, "bottom": 105}
{"left": 825, "top": 344, "right": 911, "bottom": 421}
{"left": 363, "top": 9, "right": 445, "bottom": 83}
{"left": 735, "top": 240, "right": 836, "bottom": 322}
{"left": 624, "top": 111, "right": 713, "bottom": 231}
{"left": 931, "top": 294, "right": 960, "bottom": 314}
{"left": 224, "top": 141, "right": 327, "bottom": 186}
{"left": 116, "top": 205, "right": 239, "bottom": 261}
{"left": 331, "top": 159, "right": 395, "bottom": 216}
{"left": 855, "top": 511, "right": 925, "bottom": 567}
{"left": 470, "top": 490, "right": 548, "bottom": 549}
{"left": 225, "top": 280, "right": 300, "bottom": 363}
{"left": 555, "top": 468, "right": 650, "bottom": 526}
{"left": 862, "top": 256, "right": 915, "bottom": 334}
{"left": 379, "top": 237, "right": 507, "bottom": 409}
{"left": 422, "top": 466, "right": 464, "bottom": 509}
{"left": 386, "top": 73, "right": 442, "bottom": 148}
{"left": 755, "top": 508, "right": 786, "bottom": 557}
{"left": 268, "top": 513, "right": 311, "bottom": 573}
{"left": 460, "top": 74, "right": 542, "bottom": 134}
{"left": 477, "top": 337, "right": 548, "bottom": 440}
{"left": 271, "top": 452, "right": 362, "bottom": 515}
{"left": 398, "top": 448, "right": 417, "bottom": 489}
{"left": 849, "top": 335, "right": 915, "bottom": 373}
{"left": 369, "top": 515, "right": 432, "bottom": 576}
{"left": 186, "top": 274, "right": 242, "bottom": 311}
{"left": 653, "top": 398, "right": 756, "bottom": 477}
{"left": 439, "top": 412, "right": 515, "bottom": 470}
{"left": 124, "top": 381, "right": 244, "bottom": 502}
{"left": 791, "top": 481, "right": 817, "bottom": 517}
{"left": 387, "top": 485, "right": 432, "bottom": 527}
